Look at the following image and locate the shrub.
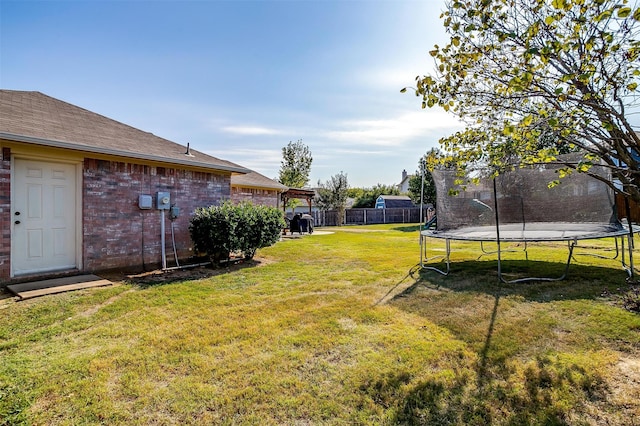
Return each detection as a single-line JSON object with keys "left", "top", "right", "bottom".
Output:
{"left": 190, "top": 201, "right": 285, "bottom": 265}
{"left": 234, "top": 203, "right": 286, "bottom": 259}
{"left": 189, "top": 202, "right": 236, "bottom": 264}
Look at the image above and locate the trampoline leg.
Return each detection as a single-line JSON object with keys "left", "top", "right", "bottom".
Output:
{"left": 630, "top": 234, "right": 636, "bottom": 279}
{"left": 496, "top": 240, "right": 502, "bottom": 281}
{"left": 573, "top": 237, "right": 621, "bottom": 262}
{"left": 621, "top": 234, "right": 635, "bottom": 279}
{"left": 477, "top": 241, "right": 528, "bottom": 260}
{"left": 498, "top": 240, "right": 576, "bottom": 284}
{"left": 420, "top": 236, "right": 451, "bottom": 276}
{"left": 566, "top": 240, "right": 576, "bottom": 280}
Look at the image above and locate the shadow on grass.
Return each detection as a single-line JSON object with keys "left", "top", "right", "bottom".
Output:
{"left": 368, "top": 260, "right": 616, "bottom": 424}
{"left": 373, "top": 263, "right": 423, "bottom": 306}
{"left": 122, "top": 258, "right": 265, "bottom": 287}
{"left": 375, "top": 347, "right": 606, "bottom": 425}
{"left": 375, "top": 288, "right": 609, "bottom": 425}
{"left": 409, "top": 259, "right": 630, "bottom": 302}
{"left": 391, "top": 224, "right": 423, "bottom": 233}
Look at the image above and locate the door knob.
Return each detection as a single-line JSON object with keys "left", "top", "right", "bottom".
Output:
{"left": 14, "top": 220, "right": 21, "bottom": 225}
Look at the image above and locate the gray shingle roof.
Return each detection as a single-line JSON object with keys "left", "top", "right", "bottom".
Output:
{"left": 379, "top": 195, "right": 412, "bottom": 200}
{"left": 384, "top": 199, "right": 415, "bottom": 208}
{"left": 0, "top": 90, "right": 249, "bottom": 173}
{"left": 378, "top": 195, "right": 415, "bottom": 208}
{"left": 231, "top": 170, "right": 288, "bottom": 191}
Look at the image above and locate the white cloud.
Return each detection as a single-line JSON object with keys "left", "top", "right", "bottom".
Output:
{"left": 325, "top": 110, "right": 463, "bottom": 146}
{"left": 220, "top": 125, "right": 283, "bottom": 136}
{"left": 332, "top": 148, "right": 392, "bottom": 156}
{"left": 206, "top": 147, "right": 282, "bottom": 177}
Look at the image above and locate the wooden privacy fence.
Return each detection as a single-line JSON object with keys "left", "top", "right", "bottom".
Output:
{"left": 616, "top": 193, "right": 640, "bottom": 223}
{"left": 311, "top": 207, "right": 433, "bottom": 227}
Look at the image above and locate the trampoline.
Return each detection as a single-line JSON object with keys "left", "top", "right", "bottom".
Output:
{"left": 420, "top": 155, "right": 637, "bottom": 283}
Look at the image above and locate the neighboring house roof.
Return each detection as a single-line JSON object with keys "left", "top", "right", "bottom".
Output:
{"left": 377, "top": 195, "right": 415, "bottom": 208}
{"left": 231, "top": 170, "right": 288, "bottom": 191}
{"left": 397, "top": 169, "right": 414, "bottom": 192}
{"left": 345, "top": 197, "right": 355, "bottom": 209}
{"left": 399, "top": 174, "right": 413, "bottom": 186}
{"left": 0, "top": 90, "right": 249, "bottom": 174}
{"left": 379, "top": 195, "right": 412, "bottom": 200}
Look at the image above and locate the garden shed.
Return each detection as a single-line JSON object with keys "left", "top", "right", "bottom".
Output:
{"left": 0, "top": 90, "right": 249, "bottom": 282}
{"left": 375, "top": 195, "right": 414, "bottom": 209}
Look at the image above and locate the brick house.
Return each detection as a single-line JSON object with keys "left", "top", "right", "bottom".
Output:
{"left": 0, "top": 90, "right": 249, "bottom": 282}
{"left": 230, "top": 170, "right": 288, "bottom": 208}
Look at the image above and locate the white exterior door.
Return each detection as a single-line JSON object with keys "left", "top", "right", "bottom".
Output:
{"left": 12, "top": 159, "right": 78, "bottom": 276}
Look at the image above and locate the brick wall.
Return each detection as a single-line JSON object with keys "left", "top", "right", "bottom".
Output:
{"left": 83, "top": 158, "right": 230, "bottom": 273}
{"left": 231, "top": 186, "right": 280, "bottom": 208}
{"left": 0, "top": 148, "right": 10, "bottom": 281}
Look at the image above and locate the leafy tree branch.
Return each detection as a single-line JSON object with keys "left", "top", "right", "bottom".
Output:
{"left": 405, "top": 0, "right": 640, "bottom": 202}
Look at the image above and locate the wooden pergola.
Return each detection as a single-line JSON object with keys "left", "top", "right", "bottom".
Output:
{"left": 281, "top": 188, "right": 315, "bottom": 213}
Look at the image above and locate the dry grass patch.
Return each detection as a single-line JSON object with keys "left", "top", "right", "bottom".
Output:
{"left": 1, "top": 225, "right": 639, "bottom": 425}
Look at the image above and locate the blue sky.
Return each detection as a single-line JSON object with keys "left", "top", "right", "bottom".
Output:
{"left": 1, "top": 0, "right": 463, "bottom": 188}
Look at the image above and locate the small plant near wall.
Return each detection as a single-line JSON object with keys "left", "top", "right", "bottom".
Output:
{"left": 189, "top": 201, "right": 285, "bottom": 265}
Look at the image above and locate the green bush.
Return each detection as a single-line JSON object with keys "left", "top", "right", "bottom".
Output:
{"left": 189, "top": 201, "right": 285, "bottom": 264}
{"left": 234, "top": 203, "right": 287, "bottom": 259}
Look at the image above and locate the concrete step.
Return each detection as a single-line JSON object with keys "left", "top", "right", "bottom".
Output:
{"left": 7, "top": 275, "right": 112, "bottom": 300}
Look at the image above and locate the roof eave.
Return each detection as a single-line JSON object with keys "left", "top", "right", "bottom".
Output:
{"left": 233, "top": 184, "right": 287, "bottom": 191}
{"left": 0, "top": 132, "right": 250, "bottom": 174}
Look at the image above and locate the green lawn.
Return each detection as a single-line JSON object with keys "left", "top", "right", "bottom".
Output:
{"left": 1, "top": 224, "right": 639, "bottom": 425}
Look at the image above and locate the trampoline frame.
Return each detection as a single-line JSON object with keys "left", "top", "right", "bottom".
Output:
{"left": 419, "top": 174, "right": 637, "bottom": 283}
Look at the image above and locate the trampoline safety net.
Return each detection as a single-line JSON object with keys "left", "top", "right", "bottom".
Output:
{"left": 431, "top": 156, "right": 622, "bottom": 241}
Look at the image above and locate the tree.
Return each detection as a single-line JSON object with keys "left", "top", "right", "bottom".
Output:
{"left": 278, "top": 139, "right": 312, "bottom": 189}
{"left": 316, "top": 172, "right": 349, "bottom": 224}
{"left": 404, "top": 0, "right": 640, "bottom": 203}
{"left": 351, "top": 184, "right": 400, "bottom": 208}
{"left": 347, "top": 187, "right": 366, "bottom": 201}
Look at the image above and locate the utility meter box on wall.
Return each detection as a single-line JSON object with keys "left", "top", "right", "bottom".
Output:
{"left": 138, "top": 194, "right": 153, "bottom": 210}
{"left": 170, "top": 206, "right": 180, "bottom": 219}
{"left": 157, "top": 192, "right": 171, "bottom": 210}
